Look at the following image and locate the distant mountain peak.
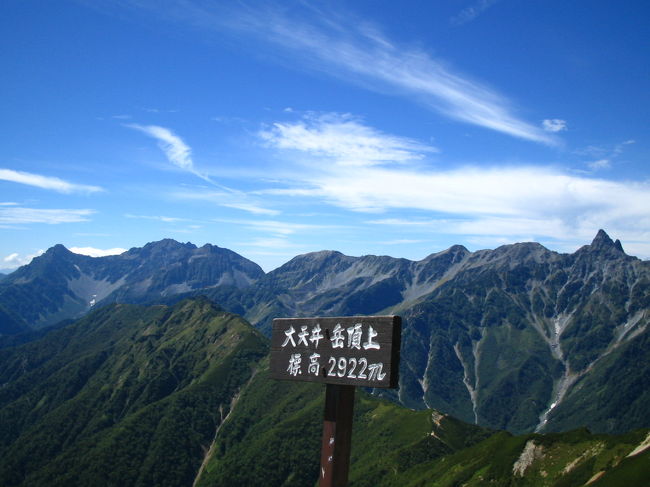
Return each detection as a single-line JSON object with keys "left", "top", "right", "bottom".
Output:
{"left": 590, "top": 229, "right": 625, "bottom": 253}
{"left": 143, "top": 238, "right": 197, "bottom": 251}
{"left": 47, "top": 243, "right": 73, "bottom": 255}
{"left": 306, "top": 250, "right": 344, "bottom": 258}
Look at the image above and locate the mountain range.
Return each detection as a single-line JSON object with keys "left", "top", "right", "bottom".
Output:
{"left": 0, "top": 231, "right": 648, "bottom": 435}
{"left": 0, "top": 240, "right": 263, "bottom": 332}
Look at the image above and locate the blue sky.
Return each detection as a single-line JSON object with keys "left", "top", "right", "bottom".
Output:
{"left": 1, "top": 0, "right": 648, "bottom": 272}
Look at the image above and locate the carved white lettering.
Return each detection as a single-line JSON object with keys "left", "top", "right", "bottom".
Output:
{"left": 310, "top": 323, "right": 324, "bottom": 348}
{"left": 308, "top": 352, "right": 321, "bottom": 375}
{"left": 363, "top": 325, "right": 380, "bottom": 350}
{"left": 297, "top": 325, "right": 309, "bottom": 346}
{"left": 346, "top": 323, "right": 363, "bottom": 349}
{"left": 287, "top": 353, "right": 302, "bottom": 376}
{"left": 331, "top": 324, "right": 345, "bottom": 348}
{"left": 282, "top": 326, "right": 296, "bottom": 347}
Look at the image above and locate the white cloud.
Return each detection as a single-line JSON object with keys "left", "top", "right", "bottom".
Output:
{"left": 576, "top": 139, "right": 635, "bottom": 171}
{"left": 220, "top": 203, "right": 280, "bottom": 216}
{"left": 260, "top": 113, "right": 436, "bottom": 167}
{"left": 369, "top": 218, "right": 436, "bottom": 226}
{"left": 69, "top": 247, "right": 127, "bottom": 257}
{"left": 250, "top": 13, "right": 556, "bottom": 144}
{"left": 125, "top": 213, "right": 187, "bottom": 223}
{"left": 0, "top": 169, "right": 103, "bottom": 194}
{"left": 259, "top": 115, "right": 649, "bottom": 230}
{"left": 451, "top": 0, "right": 501, "bottom": 26}
{"left": 0, "top": 206, "right": 95, "bottom": 224}
{"left": 127, "top": 124, "right": 245, "bottom": 196}
{"left": 141, "top": 107, "right": 179, "bottom": 114}
{"left": 2, "top": 250, "right": 44, "bottom": 269}
{"left": 588, "top": 159, "right": 611, "bottom": 171}
{"left": 258, "top": 116, "right": 650, "bottom": 255}
{"left": 302, "top": 165, "right": 650, "bottom": 220}
{"left": 126, "top": 2, "right": 555, "bottom": 144}
{"left": 127, "top": 124, "right": 194, "bottom": 171}
{"left": 214, "top": 218, "right": 339, "bottom": 237}
{"left": 542, "top": 119, "right": 567, "bottom": 132}
{"left": 238, "top": 237, "right": 301, "bottom": 249}
{"left": 172, "top": 189, "right": 280, "bottom": 216}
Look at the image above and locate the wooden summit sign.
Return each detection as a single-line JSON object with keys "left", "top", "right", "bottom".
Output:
{"left": 270, "top": 316, "right": 401, "bottom": 487}
{"left": 270, "top": 316, "right": 401, "bottom": 388}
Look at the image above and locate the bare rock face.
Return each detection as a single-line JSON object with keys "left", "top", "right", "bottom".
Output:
{"left": 513, "top": 440, "right": 545, "bottom": 477}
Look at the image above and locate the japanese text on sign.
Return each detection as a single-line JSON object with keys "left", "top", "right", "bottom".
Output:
{"left": 270, "top": 316, "right": 401, "bottom": 389}
{"left": 281, "top": 323, "right": 384, "bottom": 380}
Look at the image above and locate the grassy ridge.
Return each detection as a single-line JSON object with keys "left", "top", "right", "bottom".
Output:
{"left": 200, "top": 366, "right": 649, "bottom": 486}
{"left": 0, "top": 298, "right": 268, "bottom": 486}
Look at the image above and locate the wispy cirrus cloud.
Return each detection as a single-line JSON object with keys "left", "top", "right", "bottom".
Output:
{"left": 172, "top": 189, "right": 279, "bottom": 216}
{"left": 127, "top": 123, "right": 238, "bottom": 192}
{"left": 214, "top": 218, "right": 339, "bottom": 236}
{"left": 260, "top": 113, "right": 436, "bottom": 167}
{"left": 114, "top": 2, "right": 556, "bottom": 144}
{"left": 125, "top": 213, "right": 188, "bottom": 223}
{"left": 277, "top": 164, "right": 650, "bottom": 218}
{"left": 127, "top": 124, "right": 196, "bottom": 172}
{"left": 576, "top": 139, "right": 635, "bottom": 173}
{"left": 127, "top": 123, "right": 280, "bottom": 215}
{"left": 451, "top": 0, "right": 501, "bottom": 26}
{"left": 0, "top": 169, "right": 103, "bottom": 194}
{"left": 588, "top": 159, "right": 611, "bottom": 171}
{"left": 0, "top": 206, "right": 95, "bottom": 225}
{"left": 542, "top": 119, "right": 567, "bottom": 133}
{"left": 238, "top": 237, "right": 302, "bottom": 250}
{"left": 239, "top": 8, "right": 556, "bottom": 145}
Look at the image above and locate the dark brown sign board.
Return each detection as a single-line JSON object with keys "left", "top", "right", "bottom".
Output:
{"left": 271, "top": 316, "right": 402, "bottom": 486}
{"left": 270, "top": 316, "right": 401, "bottom": 389}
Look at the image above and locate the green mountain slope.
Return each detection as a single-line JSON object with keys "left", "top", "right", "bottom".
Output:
{"left": 197, "top": 366, "right": 650, "bottom": 487}
{"left": 0, "top": 299, "right": 647, "bottom": 486}
{"left": 196, "top": 365, "right": 493, "bottom": 487}
{"left": 0, "top": 298, "right": 267, "bottom": 486}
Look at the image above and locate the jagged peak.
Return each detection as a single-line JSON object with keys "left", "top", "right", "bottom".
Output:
{"left": 614, "top": 239, "right": 624, "bottom": 252}
{"left": 199, "top": 243, "right": 221, "bottom": 251}
{"left": 122, "top": 239, "right": 197, "bottom": 257}
{"left": 46, "top": 243, "right": 72, "bottom": 255}
{"left": 143, "top": 238, "right": 197, "bottom": 250}
{"left": 591, "top": 229, "right": 613, "bottom": 247}
{"left": 588, "top": 229, "right": 625, "bottom": 254}
{"left": 37, "top": 244, "right": 77, "bottom": 262}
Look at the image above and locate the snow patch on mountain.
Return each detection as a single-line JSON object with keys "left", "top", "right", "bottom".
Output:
{"left": 68, "top": 272, "right": 126, "bottom": 307}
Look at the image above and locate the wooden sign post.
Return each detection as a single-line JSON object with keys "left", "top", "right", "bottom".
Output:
{"left": 270, "top": 316, "right": 401, "bottom": 487}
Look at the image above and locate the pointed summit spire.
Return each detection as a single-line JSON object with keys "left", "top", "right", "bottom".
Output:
{"left": 591, "top": 229, "right": 614, "bottom": 248}
{"left": 589, "top": 229, "right": 624, "bottom": 254}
